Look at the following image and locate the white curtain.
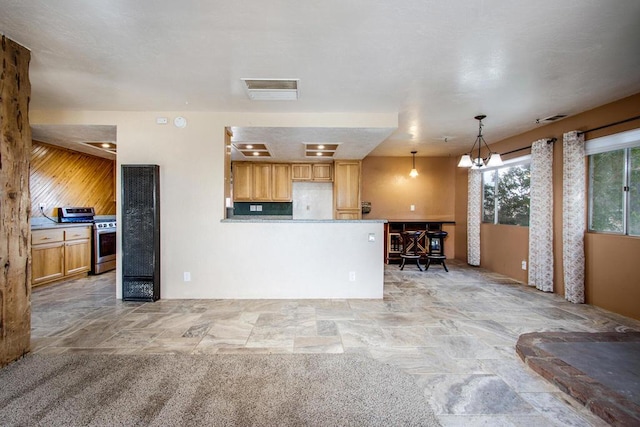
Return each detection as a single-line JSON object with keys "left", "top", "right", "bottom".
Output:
{"left": 562, "top": 131, "right": 585, "bottom": 303}
{"left": 528, "top": 139, "right": 554, "bottom": 292}
{"left": 467, "top": 169, "right": 482, "bottom": 266}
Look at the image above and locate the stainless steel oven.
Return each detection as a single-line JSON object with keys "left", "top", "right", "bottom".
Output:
{"left": 92, "top": 220, "right": 116, "bottom": 274}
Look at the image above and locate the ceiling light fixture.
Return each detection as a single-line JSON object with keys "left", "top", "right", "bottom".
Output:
{"left": 458, "top": 115, "right": 503, "bottom": 169}
{"left": 409, "top": 151, "right": 419, "bottom": 178}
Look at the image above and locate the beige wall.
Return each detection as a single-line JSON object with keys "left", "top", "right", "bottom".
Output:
{"left": 30, "top": 110, "right": 395, "bottom": 300}
{"left": 454, "top": 92, "right": 640, "bottom": 320}
{"left": 362, "top": 156, "right": 456, "bottom": 220}
{"left": 361, "top": 155, "right": 458, "bottom": 259}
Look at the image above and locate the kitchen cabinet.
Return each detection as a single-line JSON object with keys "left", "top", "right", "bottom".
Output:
{"left": 232, "top": 162, "right": 292, "bottom": 202}
{"left": 291, "top": 163, "right": 333, "bottom": 182}
{"left": 32, "top": 226, "right": 92, "bottom": 286}
{"left": 334, "top": 160, "right": 361, "bottom": 220}
{"left": 252, "top": 163, "right": 273, "bottom": 201}
{"left": 271, "top": 163, "right": 292, "bottom": 201}
{"left": 312, "top": 163, "right": 333, "bottom": 181}
{"left": 32, "top": 229, "right": 65, "bottom": 285}
{"left": 292, "top": 164, "right": 312, "bottom": 181}
{"left": 232, "top": 162, "right": 253, "bottom": 201}
{"left": 64, "top": 228, "right": 92, "bottom": 276}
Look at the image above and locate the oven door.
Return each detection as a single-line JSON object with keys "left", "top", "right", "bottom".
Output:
{"left": 94, "top": 228, "right": 116, "bottom": 264}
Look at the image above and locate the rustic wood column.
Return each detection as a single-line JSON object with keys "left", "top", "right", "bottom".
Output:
{"left": 0, "top": 35, "right": 32, "bottom": 367}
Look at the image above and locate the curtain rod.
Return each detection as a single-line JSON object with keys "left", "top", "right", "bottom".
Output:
{"left": 577, "top": 115, "right": 640, "bottom": 136}
{"left": 500, "top": 138, "right": 557, "bottom": 157}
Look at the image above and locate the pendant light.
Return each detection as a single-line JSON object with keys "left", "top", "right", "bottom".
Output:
{"left": 458, "top": 115, "right": 503, "bottom": 169}
{"left": 409, "top": 151, "right": 419, "bottom": 177}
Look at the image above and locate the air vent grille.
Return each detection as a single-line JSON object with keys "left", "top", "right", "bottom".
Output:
{"left": 540, "top": 114, "right": 567, "bottom": 122}
{"left": 241, "top": 78, "right": 299, "bottom": 101}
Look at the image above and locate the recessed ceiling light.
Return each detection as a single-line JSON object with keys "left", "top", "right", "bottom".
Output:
{"left": 246, "top": 144, "right": 253, "bottom": 149}
{"left": 81, "top": 141, "right": 117, "bottom": 153}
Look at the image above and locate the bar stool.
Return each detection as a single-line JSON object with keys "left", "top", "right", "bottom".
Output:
{"left": 399, "top": 231, "right": 425, "bottom": 271}
{"left": 425, "top": 231, "right": 448, "bottom": 272}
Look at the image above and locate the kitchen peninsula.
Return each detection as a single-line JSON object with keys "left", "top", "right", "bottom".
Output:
{"left": 220, "top": 217, "right": 386, "bottom": 299}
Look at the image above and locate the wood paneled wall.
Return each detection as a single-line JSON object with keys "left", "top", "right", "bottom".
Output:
{"left": 30, "top": 142, "right": 116, "bottom": 216}
{"left": 1, "top": 35, "right": 32, "bottom": 367}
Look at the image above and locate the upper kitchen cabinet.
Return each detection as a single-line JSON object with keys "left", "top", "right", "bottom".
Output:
{"left": 232, "top": 162, "right": 292, "bottom": 202}
{"left": 252, "top": 163, "right": 273, "bottom": 201}
{"left": 291, "top": 163, "right": 333, "bottom": 182}
{"left": 232, "top": 162, "right": 253, "bottom": 201}
{"left": 271, "top": 164, "right": 292, "bottom": 201}
{"left": 312, "top": 163, "right": 333, "bottom": 182}
{"left": 292, "top": 164, "right": 312, "bottom": 181}
{"left": 334, "top": 160, "right": 361, "bottom": 220}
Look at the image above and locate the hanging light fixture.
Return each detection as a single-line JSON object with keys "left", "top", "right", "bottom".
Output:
{"left": 458, "top": 115, "right": 503, "bottom": 169}
{"left": 409, "top": 151, "right": 419, "bottom": 177}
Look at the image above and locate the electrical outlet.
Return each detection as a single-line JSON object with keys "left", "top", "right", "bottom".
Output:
{"left": 39, "top": 203, "right": 46, "bottom": 209}
{"left": 521, "top": 261, "right": 527, "bottom": 270}
{"left": 410, "top": 204, "right": 415, "bottom": 211}
{"left": 349, "top": 271, "right": 356, "bottom": 281}
{"left": 184, "top": 272, "right": 191, "bottom": 282}
{"left": 368, "top": 233, "right": 375, "bottom": 242}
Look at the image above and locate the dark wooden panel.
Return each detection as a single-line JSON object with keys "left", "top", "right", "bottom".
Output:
{"left": 30, "top": 141, "right": 116, "bottom": 216}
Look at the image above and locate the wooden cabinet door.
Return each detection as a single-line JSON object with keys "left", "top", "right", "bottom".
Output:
{"left": 232, "top": 162, "right": 253, "bottom": 201}
{"left": 252, "top": 163, "right": 272, "bottom": 201}
{"left": 291, "top": 164, "right": 312, "bottom": 181}
{"left": 335, "top": 211, "right": 361, "bottom": 220}
{"left": 64, "top": 239, "right": 91, "bottom": 276}
{"left": 32, "top": 242, "right": 65, "bottom": 285}
{"left": 272, "top": 164, "right": 292, "bottom": 201}
{"left": 312, "top": 163, "right": 332, "bottom": 181}
{"left": 334, "top": 160, "right": 361, "bottom": 219}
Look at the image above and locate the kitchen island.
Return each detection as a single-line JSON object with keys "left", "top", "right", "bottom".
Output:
{"left": 214, "top": 218, "right": 386, "bottom": 299}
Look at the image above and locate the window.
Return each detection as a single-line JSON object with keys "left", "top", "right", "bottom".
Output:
{"left": 482, "top": 161, "right": 531, "bottom": 226}
{"left": 588, "top": 145, "right": 640, "bottom": 236}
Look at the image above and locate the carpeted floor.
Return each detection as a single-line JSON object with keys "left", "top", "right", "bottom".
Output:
{"left": 0, "top": 353, "right": 440, "bottom": 426}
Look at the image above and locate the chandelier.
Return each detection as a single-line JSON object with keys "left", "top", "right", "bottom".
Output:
{"left": 457, "top": 115, "right": 503, "bottom": 169}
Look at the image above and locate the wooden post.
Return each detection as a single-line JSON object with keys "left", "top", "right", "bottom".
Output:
{"left": 0, "top": 35, "right": 32, "bottom": 367}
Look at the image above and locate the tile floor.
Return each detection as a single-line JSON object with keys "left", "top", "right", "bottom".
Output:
{"left": 30, "top": 260, "right": 640, "bottom": 426}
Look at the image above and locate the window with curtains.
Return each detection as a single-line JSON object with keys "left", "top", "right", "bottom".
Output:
{"left": 588, "top": 145, "right": 640, "bottom": 236}
{"left": 482, "top": 160, "right": 531, "bottom": 226}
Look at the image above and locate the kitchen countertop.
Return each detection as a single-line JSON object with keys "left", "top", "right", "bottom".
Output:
{"left": 223, "top": 217, "right": 387, "bottom": 223}
{"left": 31, "top": 222, "right": 94, "bottom": 230}
{"left": 31, "top": 215, "right": 116, "bottom": 230}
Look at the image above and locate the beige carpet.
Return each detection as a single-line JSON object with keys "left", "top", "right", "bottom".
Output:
{"left": 0, "top": 353, "right": 440, "bottom": 426}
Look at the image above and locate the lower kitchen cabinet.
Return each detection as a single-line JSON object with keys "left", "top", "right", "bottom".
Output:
{"left": 64, "top": 238, "right": 91, "bottom": 276}
{"left": 32, "top": 241, "right": 65, "bottom": 285}
{"left": 31, "top": 226, "right": 92, "bottom": 286}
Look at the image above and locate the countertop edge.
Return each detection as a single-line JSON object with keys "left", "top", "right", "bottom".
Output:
{"left": 31, "top": 222, "right": 94, "bottom": 230}
{"left": 221, "top": 219, "right": 388, "bottom": 224}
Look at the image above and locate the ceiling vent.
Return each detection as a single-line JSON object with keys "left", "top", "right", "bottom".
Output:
{"left": 538, "top": 114, "right": 567, "bottom": 123}
{"left": 241, "top": 79, "right": 299, "bottom": 101}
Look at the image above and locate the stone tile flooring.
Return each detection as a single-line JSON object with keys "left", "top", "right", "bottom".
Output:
{"left": 30, "top": 260, "right": 640, "bottom": 426}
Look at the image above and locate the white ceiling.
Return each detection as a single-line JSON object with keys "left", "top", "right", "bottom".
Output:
{"left": 2, "top": 1, "right": 640, "bottom": 159}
